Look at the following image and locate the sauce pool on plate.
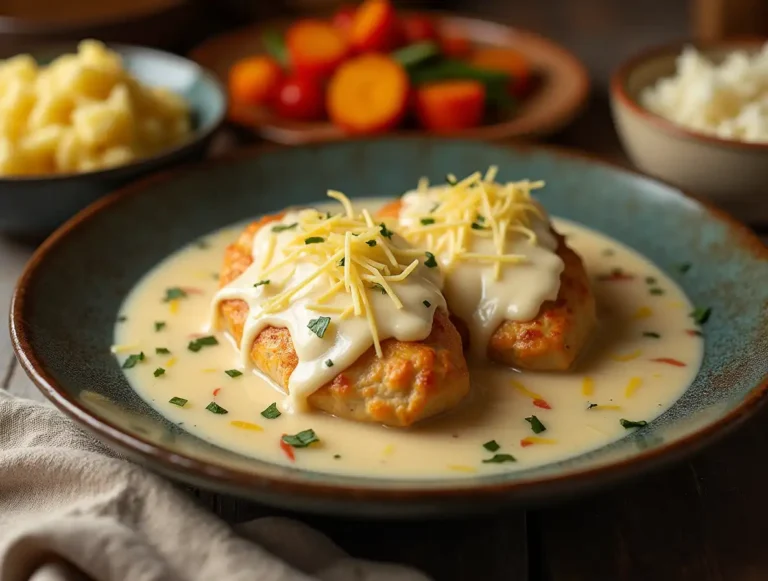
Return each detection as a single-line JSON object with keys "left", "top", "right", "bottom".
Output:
{"left": 114, "top": 200, "right": 703, "bottom": 479}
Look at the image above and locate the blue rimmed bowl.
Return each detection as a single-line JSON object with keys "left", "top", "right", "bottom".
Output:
{"left": 10, "top": 138, "right": 768, "bottom": 517}
{"left": 0, "top": 42, "right": 226, "bottom": 239}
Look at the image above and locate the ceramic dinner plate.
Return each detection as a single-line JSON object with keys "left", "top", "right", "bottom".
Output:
{"left": 11, "top": 139, "right": 768, "bottom": 518}
{"left": 188, "top": 14, "right": 590, "bottom": 144}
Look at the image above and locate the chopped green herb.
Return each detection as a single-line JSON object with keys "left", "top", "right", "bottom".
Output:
{"left": 525, "top": 415, "right": 546, "bottom": 434}
{"left": 650, "top": 288, "right": 664, "bottom": 295}
{"left": 483, "top": 440, "right": 500, "bottom": 452}
{"left": 602, "top": 248, "right": 615, "bottom": 256}
{"left": 155, "top": 347, "right": 171, "bottom": 355}
{"left": 122, "top": 352, "right": 145, "bottom": 369}
{"left": 643, "top": 331, "right": 661, "bottom": 338}
{"left": 446, "top": 174, "right": 457, "bottom": 185}
{"left": 678, "top": 263, "right": 692, "bottom": 274}
{"left": 225, "top": 369, "right": 243, "bottom": 378}
{"left": 305, "top": 236, "right": 324, "bottom": 245}
{"left": 188, "top": 335, "right": 219, "bottom": 352}
{"left": 371, "top": 283, "right": 387, "bottom": 294}
{"left": 333, "top": 454, "right": 341, "bottom": 459}
{"left": 690, "top": 306, "right": 712, "bottom": 325}
{"left": 282, "top": 429, "right": 319, "bottom": 448}
{"left": 325, "top": 359, "right": 334, "bottom": 368}
{"left": 307, "top": 316, "right": 331, "bottom": 338}
{"left": 379, "top": 223, "right": 394, "bottom": 239}
{"left": 429, "top": 203, "right": 440, "bottom": 213}
{"left": 482, "top": 453, "right": 516, "bottom": 464}
{"left": 475, "top": 214, "right": 486, "bottom": 224}
{"left": 620, "top": 418, "right": 648, "bottom": 429}
{"left": 154, "top": 367, "right": 165, "bottom": 377}
{"left": 163, "top": 287, "right": 187, "bottom": 302}
{"left": 117, "top": 316, "right": 127, "bottom": 323}
{"left": 587, "top": 403, "right": 598, "bottom": 409}
{"left": 424, "top": 252, "right": 437, "bottom": 268}
{"left": 195, "top": 239, "right": 209, "bottom": 249}
{"left": 611, "top": 267, "right": 624, "bottom": 276}
{"left": 154, "top": 321, "right": 166, "bottom": 332}
{"left": 253, "top": 280, "right": 270, "bottom": 288}
{"left": 261, "top": 402, "right": 282, "bottom": 419}
{"left": 365, "top": 239, "right": 377, "bottom": 247}
{"left": 471, "top": 222, "right": 487, "bottom": 230}
{"left": 271, "top": 223, "right": 297, "bottom": 233}
{"left": 422, "top": 300, "right": 431, "bottom": 308}
{"left": 169, "top": 397, "right": 187, "bottom": 407}
{"left": 205, "top": 402, "right": 228, "bottom": 414}
{"left": 420, "top": 218, "right": 435, "bottom": 225}
{"left": 338, "top": 257, "right": 345, "bottom": 266}
{"left": 645, "top": 276, "right": 657, "bottom": 284}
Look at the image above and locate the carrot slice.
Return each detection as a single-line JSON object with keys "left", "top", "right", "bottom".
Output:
{"left": 469, "top": 47, "right": 532, "bottom": 98}
{"left": 228, "top": 56, "right": 283, "bottom": 106}
{"left": 287, "top": 19, "right": 349, "bottom": 79}
{"left": 414, "top": 80, "right": 485, "bottom": 131}
{"left": 327, "top": 54, "right": 409, "bottom": 134}
{"left": 279, "top": 438, "right": 296, "bottom": 462}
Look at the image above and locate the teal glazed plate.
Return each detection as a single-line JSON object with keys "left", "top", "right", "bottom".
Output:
{"left": 10, "top": 139, "right": 768, "bottom": 518}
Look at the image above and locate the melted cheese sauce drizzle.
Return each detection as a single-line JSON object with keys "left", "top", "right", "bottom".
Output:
{"left": 209, "top": 192, "right": 445, "bottom": 411}
{"left": 397, "top": 168, "right": 563, "bottom": 358}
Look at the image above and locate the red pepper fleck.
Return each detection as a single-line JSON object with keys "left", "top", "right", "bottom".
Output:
{"left": 650, "top": 357, "right": 687, "bottom": 367}
{"left": 597, "top": 272, "right": 634, "bottom": 282}
{"left": 212, "top": 387, "right": 221, "bottom": 397}
{"left": 520, "top": 439, "right": 534, "bottom": 448}
{"left": 686, "top": 329, "right": 703, "bottom": 337}
{"left": 181, "top": 286, "right": 204, "bottom": 295}
{"left": 533, "top": 398, "right": 551, "bottom": 409}
{"left": 279, "top": 437, "right": 295, "bottom": 462}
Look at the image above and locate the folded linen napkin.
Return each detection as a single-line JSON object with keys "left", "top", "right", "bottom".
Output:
{"left": 0, "top": 391, "right": 429, "bottom": 581}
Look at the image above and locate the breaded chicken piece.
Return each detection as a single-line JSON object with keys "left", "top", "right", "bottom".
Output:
{"left": 218, "top": 214, "right": 470, "bottom": 427}
{"left": 378, "top": 200, "right": 596, "bottom": 371}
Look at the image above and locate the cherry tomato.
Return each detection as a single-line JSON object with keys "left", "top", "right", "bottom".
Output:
{"left": 332, "top": 4, "right": 357, "bottom": 36}
{"left": 402, "top": 15, "right": 438, "bottom": 43}
{"left": 273, "top": 76, "right": 325, "bottom": 121}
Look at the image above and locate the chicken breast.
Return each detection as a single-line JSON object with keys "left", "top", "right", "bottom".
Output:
{"left": 378, "top": 199, "right": 596, "bottom": 371}
{"left": 218, "top": 214, "right": 470, "bottom": 427}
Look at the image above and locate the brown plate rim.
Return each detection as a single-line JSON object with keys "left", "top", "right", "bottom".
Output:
{"left": 9, "top": 138, "right": 768, "bottom": 508}
{"left": 611, "top": 36, "right": 768, "bottom": 151}
{"left": 188, "top": 12, "right": 591, "bottom": 143}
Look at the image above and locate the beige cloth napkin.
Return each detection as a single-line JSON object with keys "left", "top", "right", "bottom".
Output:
{"left": 0, "top": 391, "right": 429, "bottom": 581}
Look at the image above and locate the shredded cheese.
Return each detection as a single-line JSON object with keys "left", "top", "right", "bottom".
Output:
{"left": 399, "top": 167, "right": 546, "bottom": 279}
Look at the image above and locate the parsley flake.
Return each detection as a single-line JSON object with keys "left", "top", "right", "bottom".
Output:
{"left": 225, "top": 369, "right": 243, "bottom": 378}
{"left": 338, "top": 258, "right": 345, "bottom": 266}
{"left": 307, "top": 316, "right": 331, "bottom": 338}
{"left": 154, "top": 321, "right": 166, "bottom": 332}
{"left": 188, "top": 336, "right": 219, "bottom": 352}
{"left": 272, "top": 223, "right": 297, "bottom": 233}
{"left": 304, "top": 236, "right": 324, "bottom": 245}
{"left": 483, "top": 440, "right": 500, "bottom": 452}
{"left": 525, "top": 415, "right": 546, "bottom": 434}
{"left": 169, "top": 397, "right": 187, "bottom": 407}
{"left": 420, "top": 218, "right": 435, "bottom": 225}
{"left": 155, "top": 347, "right": 171, "bottom": 355}
{"left": 475, "top": 214, "right": 486, "bottom": 223}
{"left": 117, "top": 316, "right": 127, "bottom": 323}
{"left": 423, "top": 300, "right": 431, "bottom": 308}
{"left": 325, "top": 359, "right": 334, "bottom": 367}
{"left": 471, "top": 222, "right": 487, "bottom": 230}
{"left": 587, "top": 403, "right": 598, "bottom": 409}
{"left": 365, "top": 239, "right": 377, "bottom": 247}
{"left": 690, "top": 307, "right": 712, "bottom": 325}
{"left": 678, "top": 263, "right": 692, "bottom": 274}
{"left": 620, "top": 418, "right": 648, "bottom": 429}
{"left": 253, "top": 280, "right": 270, "bottom": 288}
{"left": 650, "top": 288, "right": 664, "bottom": 295}
{"left": 446, "top": 174, "right": 457, "bottom": 185}
{"left": 205, "top": 402, "right": 228, "bottom": 414}
{"left": 122, "top": 352, "right": 145, "bottom": 369}
{"left": 154, "top": 367, "right": 165, "bottom": 377}
{"left": 333, "top": 454, "right": 341, "bottom": 459}
{"left": 602, "top": 248, "right": 615, "bottom": 256}
{"left": 261, "top": 403, "right": 282, "bottom": 419}
{"left": 424, "top": 252, "right": 437, "bottom": 268}
{"left": 645, "top": 276, "right": 657, "bottom": 284}
{"left": 379, "top": 223, "right": 394, "bottom": 239}
{"left": 643, "top": 331, "right": 661, "bottom": 338}
{"left": 371, "top": 283, "right": 387, "bottom": 295}
{"left": 163, "top": 287, "right": 187, "bottom": 302}
{"left": 482, "top": 454, "right": 516, "bottom": 464}
{"left": 282, "top": 429, "right": 319, "bottom": 448}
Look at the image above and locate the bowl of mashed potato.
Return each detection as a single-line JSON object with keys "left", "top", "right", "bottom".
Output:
{"left": 611, "top": 38, "right": 768, "bottom": 222}
{"left": 0, "top": 40, "right": 225, "bottom": 238}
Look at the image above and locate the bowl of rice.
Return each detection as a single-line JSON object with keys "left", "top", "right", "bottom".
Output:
{"left": 610, "top": 38, "right": 768, "bottom": 222}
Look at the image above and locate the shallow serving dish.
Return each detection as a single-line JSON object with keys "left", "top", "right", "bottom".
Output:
{"left": 0, "top": 42, "right": 226, "bottom": 239}
{"left": 610, "top": 38, "right": 768, "bottom": 223}
{"left": 10, "top": 138, "right": 768, "bottom": 518}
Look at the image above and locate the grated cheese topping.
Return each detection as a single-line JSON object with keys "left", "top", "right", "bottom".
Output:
{"left": 396, "top": 168, "right": 565, "bottom": 358}
{"left": 210, "top": 191, "right": 446, "bottom": 410}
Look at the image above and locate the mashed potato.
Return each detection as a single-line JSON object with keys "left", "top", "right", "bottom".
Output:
{"left": 640, "top": 43, "right": 768, "bottom": 143}
{"left": 0, "top": 40, "right": 192, "bottom": 176}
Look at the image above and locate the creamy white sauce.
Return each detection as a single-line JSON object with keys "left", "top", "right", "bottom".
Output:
{"left": 399, "top": 186, "right": 564, "bottom": 358}
{"left": 114, "top": 200, "right": 703, "bottom": 480}
{"left": 208, "top": 209, "right": 446, "bottom": 411}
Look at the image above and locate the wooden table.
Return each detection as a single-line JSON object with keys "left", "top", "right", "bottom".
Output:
{"left": 2, "top": 93, "right": 767, "bottom": 580}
